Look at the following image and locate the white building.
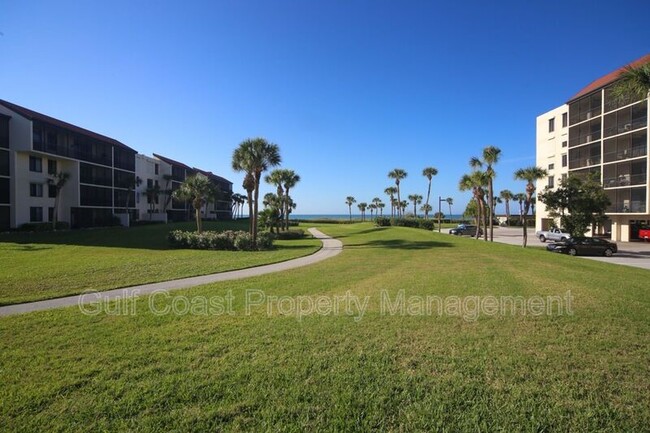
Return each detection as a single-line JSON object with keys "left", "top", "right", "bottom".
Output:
{"left": 0, "top": 99, "right": 232, "bottom": 230}
{"left": 536, "top": 54, "right": 650, "bottom": 241}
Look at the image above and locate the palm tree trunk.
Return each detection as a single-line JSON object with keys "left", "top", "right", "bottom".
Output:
{"left": 52, "top": 192, "right": 59, "bottom": 230}
{"left": 505, "top": 200, "right": 510, "bottom": 226}
{"left": 396, "top": 184, "right": 401, "bottom": 218}
{"left": 247, "top": 190, "right": 254, "bottom": 235}
{"left": 425, "top": 179, "right": 432, "bottom": 219}
{"left": 253, "top": 174, "right": 262, "bottom": 246}
{"left": 195, "top": 208, "right": 202, "bottom": 234}
{"left": 348, "top": 205, "right": 352, "bottom": 221}
{"left": 488, "top": 181, "right": 494, "bottom": 242}
{"left": 474, "top": 197, "right": 481, "bottom": 240}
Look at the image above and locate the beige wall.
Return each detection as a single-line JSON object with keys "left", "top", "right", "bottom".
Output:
{"left": 535, "top": 105, "right": 570, "bottom": 231}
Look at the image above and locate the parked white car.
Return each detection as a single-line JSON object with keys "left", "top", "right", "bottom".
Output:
{"left": 535, "top": 227, "right": 571, "bottom": 243}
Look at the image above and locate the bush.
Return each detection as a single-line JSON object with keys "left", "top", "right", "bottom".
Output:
{"left": 167, "top": 230, "right": 274, "bottom": 251}
{"left": 275, "top": 229, "right": 305, "bottom": 240}
{"left": 373, "top": 217, "right": 435, "bottom": 231}
{"left": 17, "top": 222, "right": 70, "bottom": 232}
{"left": 375, "top": 217, "right": 391, "bottom": 227}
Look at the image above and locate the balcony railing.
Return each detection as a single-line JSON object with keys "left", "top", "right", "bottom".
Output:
{"left": 604, "top": 173, "right": 647, "bottom": 188}
{"left": 607, "top": 200, "right": 647, "bottom": 213}
{"left": 603, "top": 146, "right": 647, "bottom": 163}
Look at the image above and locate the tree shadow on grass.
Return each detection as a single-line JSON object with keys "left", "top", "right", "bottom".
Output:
{"left": 345, "top": 239, "right": 454, "bottom": 250}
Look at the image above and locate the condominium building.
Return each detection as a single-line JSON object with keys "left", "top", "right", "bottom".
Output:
{"left": 536, "top": 54, "right": 650, "bottom": 241}
{"left": 0, "top": 99, "right": 232, "bottom": 230}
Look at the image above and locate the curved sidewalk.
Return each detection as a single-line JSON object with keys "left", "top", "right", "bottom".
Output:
{"left": 0, "top": 228, "right": 342, "bottom": 317}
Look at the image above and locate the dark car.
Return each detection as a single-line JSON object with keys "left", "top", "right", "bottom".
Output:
{"left": 546, "top": 237, "right": 618, "bottom": 257}
{"left": 449, "top": 224, "right": 482, "bottom": 236}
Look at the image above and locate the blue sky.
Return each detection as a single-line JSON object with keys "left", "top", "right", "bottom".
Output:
{"left": 2, "top": 0, "right": 650, "bottom": 215}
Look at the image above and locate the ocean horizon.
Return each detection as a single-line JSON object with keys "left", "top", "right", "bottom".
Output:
{"left": 288, "top": 214, "right": 467, "bottom": 220}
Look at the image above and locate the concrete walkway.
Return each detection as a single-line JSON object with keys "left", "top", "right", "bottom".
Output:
{"left": 0, "top": 228, "right": 343, "bottom": 317}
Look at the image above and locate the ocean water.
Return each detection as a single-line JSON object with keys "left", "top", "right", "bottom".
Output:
{"left": 289, "top": 214, "right": 466, "bottom": 220}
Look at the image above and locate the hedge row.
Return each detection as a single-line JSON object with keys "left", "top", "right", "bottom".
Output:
{"left": 374, "top": 217, "right": 435, "bottom": 230}
{"left": 167, "top": 230, "right": 274, "bottom": 251}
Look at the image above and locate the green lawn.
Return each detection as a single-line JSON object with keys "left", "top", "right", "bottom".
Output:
{"left": 1, "top": 223, "right": 649, "bottom": 431}
{"left": 0, "top": 220, "right": 321, "bottom": 305}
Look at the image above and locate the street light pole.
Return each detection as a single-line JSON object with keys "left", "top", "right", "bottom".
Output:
{"left": 438, "top": 196, "right": 442, "bottom": 233}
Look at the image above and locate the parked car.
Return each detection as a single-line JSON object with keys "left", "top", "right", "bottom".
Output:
{"left": 449, "top": 224, "right": 482, "bottom": 236}
{"left": 535, "top": 227, "right": 571, "bottom": 242}
{"left": 546, "top": 237, "right": 618, "bottom": 257}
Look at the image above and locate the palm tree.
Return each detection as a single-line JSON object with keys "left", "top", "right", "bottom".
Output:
{"left": 611, "top": 63, "right": 650, "bottom": 102}
{"left": 161, "top": 173, "right": 174, "bottom": 212}
{"left": 422, "top": 167, "right": 438, "bottom": 219}
{"left": 420, "top": 203, "right": 432, "bottom": 217}
{"left": 400, "top": 200, "right": 408, "bottom": 216}
{"left": 232, "top": 138, "right": 282, "bottom": 244}
{"left": 408, "top": 194, "right": 423, "bottom": 217}
{"left": 48, "top": 171, "right": 70, "bottom": 230}
{"left": 370, "top": 203, "right": 379, "bottom": 219}
{"left": 514, "top": 166, "right": 548, "bottom": 247}
{"left": 345, "top": 196, "right": 356, "bottom": 221}
{"left": 173, "top": 174, "right": 219, "bottom": 233}
{"left": 265, "top": 169, "right": 286, "bottom": 229}
{"left": 262, "top": 192, "right": 283, "bottom": 233}
{"left": 515, "top": 193, "right": 526, "bottom": 217}
{"left": 470, "top": 146, "right": 501, "bottom": 241}
{"left": 358, "top": 202, "right": 368, "bottom": 221}
{"left": 499, "top": 189, "right": 514, "bottom": 225}
{"left": 384, "top": 187, "right": 397, "bottom": 218}
{"left": 144, "top": 183, "right": 162, "bottom": 219}
{"left": 388, "top": 169, "right": 407, "bottom": 217}
{"left": 459, "top": 170, "right": 489, "bottom": 240}
{"left": 445, "top": 197, "right": 453, "bottom": 221}
{"left": 281, "top": 170, "right": 300, "bottom": 231}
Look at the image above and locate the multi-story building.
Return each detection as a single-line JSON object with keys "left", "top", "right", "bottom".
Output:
{"left": 0, "top": 99, "right": 232, "bottom": 230}
{"left": 536, "top": 54, "right": 649, "bottom": 241}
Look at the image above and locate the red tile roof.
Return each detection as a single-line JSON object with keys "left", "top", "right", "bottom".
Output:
{"left": 568, "top": 54, "right": 650, "bottom": 102}
{"left": 0, "top": 99, "right": 136, "bottom": 152}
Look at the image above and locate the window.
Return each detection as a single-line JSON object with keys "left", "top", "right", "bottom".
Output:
{"left": 155, "top": 164, "right": 159, "bottom": 175}
{"left": 48, "top": 160, "right": 57, "bottom": 175}
{"left": 29, "top": 156, "right": 42, "bottom": 172}
{"left": 30, "top": 207, "right": 43, "bottom": 222}
{"left": 30, "top": 183, "right": 43, "bottom": 197}
{"left": 147, "top": 178, "right": 153, "bottom": 189}
{"left": 562, "top": 112, "right": 568, "bottom": 128}
{"left": 562, "top": 141, "right": 568, "bottom": 148}
{"left": 48, "top": 207, "right": 55, "bottom": 222}
{"left": 548, "top": 176, "right": 555, "bottom": 189}
{"left": 548, "top": 163, "right": 555, "bottom": 170}
{"left": 562, "top": 154, "right": 567, "bottom": 167}
{"left": 80, "top": 163, "right": 112, "bottom": 186}
{"left": 0, "top": 150, "right": 9, "bottom": 176}
{"left": 114, "top": 147, "right": 136, "bottom": 171}
{"left": 48, "top": 184, "right": 57, "bottom": 198}
{"left": 0, "top": 115, "right": 9, "bottom": 149}
{"left": 0, "top": 178, "right": 9, "bottom": 204}
{"left": 80, "top": 185, "right": 113, "bottom": 207}
{"left": 549, "top": 118, "right": 555, "bottom": 133}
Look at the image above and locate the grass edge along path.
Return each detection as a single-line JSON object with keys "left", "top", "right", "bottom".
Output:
{"left": 0, "top": 228, "right": 340, "bottom": 316}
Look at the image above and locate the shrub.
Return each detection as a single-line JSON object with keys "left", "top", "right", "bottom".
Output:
{"left": 17, "top": 222, "right": 70, "bottom": 232}
{"left": 167, "top": 230, "right": 275, "bottom": 251}
{"left": 375, "top": 217, "right": 391, "bottom": 227}
{"left": 418, "top": 219, "right": 435, "bottom": 231}
{"left": 275, "top": 229, "right": 305, "bottom": 240}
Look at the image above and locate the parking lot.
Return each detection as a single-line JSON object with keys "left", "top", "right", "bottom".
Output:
{"left": 449, "top": 226, "right": 650, "bottom": 271}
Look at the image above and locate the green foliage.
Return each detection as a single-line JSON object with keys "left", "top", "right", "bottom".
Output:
{"left": 168, "top": 229, "right": 275, "bottom": 251}
{"left": 17, "top": 222, "right": 70, "bottom": 232}
{"left": 274, "top": 229, "right": 305, "bottom": 240}
{"left": 374, "top": 217, "right": 435, "bottom": 230}
{"left": 539, "top": 174, "right": 611, "bottom": 237}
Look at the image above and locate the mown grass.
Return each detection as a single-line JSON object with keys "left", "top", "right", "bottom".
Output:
{"left": 1, "top": 223, "right": 649, "bottom": 431}
{"left": 0, "top": 220, "right": 321, "bottom": 305}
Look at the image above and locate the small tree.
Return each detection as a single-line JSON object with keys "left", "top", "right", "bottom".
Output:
{"left": 173, "top": 174, "right": 219, "bottom": 233}
{"left": 358, "top": 202, "right": 368, "bottom": 221}
{"left": 538, "top": 174, "right": 610, "bottom": 237}
{"left": 145, "top": 184, "right": 162, "bottom": 219}
{"left": 514, "top": 166, "right": 548, "bottom": 247}
{"left": 48, "top": 171, "right": 70, "bottom": 230}
{"left": 345, "top": 196, "right": 356, "bottom": 221}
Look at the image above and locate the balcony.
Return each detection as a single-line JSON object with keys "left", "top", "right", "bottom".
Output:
{"left": 604, "top": 173, "right": 647, "bottom": 188}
